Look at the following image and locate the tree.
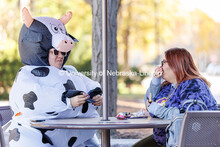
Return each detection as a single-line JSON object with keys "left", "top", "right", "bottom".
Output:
{"left": 0, "top": 0, "right": 23, "bottom": 99}
{"left": 117, "top": 0, "right": 180, "bottom": 67}
{"left": 91, "top": 0, "right": 121, "bottom": 118}
{"left": 117, "top": 0, "right": 132, "bottom": 70}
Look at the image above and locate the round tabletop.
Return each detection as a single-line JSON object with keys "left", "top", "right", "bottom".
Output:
{"left": 30, "top": 117, "right": 171, "bottom": 129}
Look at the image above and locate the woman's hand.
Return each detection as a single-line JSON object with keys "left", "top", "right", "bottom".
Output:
{"left": 92, "top": 95, "right": 103, "bottom": 106}
{"left": 153, "top": 66, "right": 163, "bottom": 78}
{"left": 146, "top": 98, "right": 152, "bottom": 111}
{"left": 70, "top": 94, "right": 88, "bottom": 107}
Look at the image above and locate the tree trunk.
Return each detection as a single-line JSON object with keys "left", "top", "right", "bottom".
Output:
{"left": 92, "top": 0, "right": 120, "bottom": 118}
{"left": 122, "top": 2, "right": 132, "bottom": 71}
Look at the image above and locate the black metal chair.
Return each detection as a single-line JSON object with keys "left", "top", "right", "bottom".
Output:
{"left": 178, "top": 111, "right": 220, "bottom": 147}
{"left": 0, "top": 106, "right": 12, "bottom": 147}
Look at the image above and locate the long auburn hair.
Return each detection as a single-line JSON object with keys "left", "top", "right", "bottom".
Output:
{"left": 162, "top": 48, "right": 211, "bottom": 87}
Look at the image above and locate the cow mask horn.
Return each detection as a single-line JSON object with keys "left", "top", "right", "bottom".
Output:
{"left": 22, "top": 7, "right": 34, "bottom": 28}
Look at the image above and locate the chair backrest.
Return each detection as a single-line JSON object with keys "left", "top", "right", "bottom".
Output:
{"left": 0, "top": 106, "right": 12, "bottom": 126}
{"left": 0, "top": 106, "right": 12, "bottom": 147}
{"left": 217, "top": 104, "right": 220, "bottom": 111}
{"left": 178, "top": 111, "right": 220, "bottom": 147}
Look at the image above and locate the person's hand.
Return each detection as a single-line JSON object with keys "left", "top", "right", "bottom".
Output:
{"left": 146, "top": 99, "right": 152, "bottom": 111}
{"left": 153, "top": 66, "right": 163, "bottom": 78}
{"left": 92, "top": 95, "right": 103, "bottom": 106}
{"left": 70, "top": 94, "right": 88, "bottom": 107}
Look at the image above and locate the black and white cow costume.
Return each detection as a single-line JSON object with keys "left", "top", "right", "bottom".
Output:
{"left": 4, "top": 7, "right": 101, "bottom": 147}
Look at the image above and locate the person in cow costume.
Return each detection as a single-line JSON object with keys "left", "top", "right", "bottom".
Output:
{"left": 4, "top": 7, "right": 102, "bottom": 147}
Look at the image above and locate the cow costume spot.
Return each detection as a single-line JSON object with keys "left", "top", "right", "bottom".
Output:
{"left": 23, "top": 91, "right": 37, "bottom": 110}
{"left": 9, "top": 128, "right": 20, "bottom": 142}
{"left": 63, "top": 79, "right": 76, "bottom": 91}
{"left": 37, "top": 129, "right": 54, "bottom": 145}
{"left": 46, "top": 111, "right": 58, "bottom": 116}
{"left": 68, "top": 137, "right": 77, "bottom": 147}
{"left": 82, "top": 103, "right": 89, "bottom": 113}
{"left": 62, "top": 79, "right": 76, "bottom": 104}
{"left": 5, "top": 7, "right": 101, "bottom": 147}
{"left": 31, "top": 67, "right": 50, "bottom": 77}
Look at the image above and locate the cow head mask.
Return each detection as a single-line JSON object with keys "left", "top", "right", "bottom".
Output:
{"left": 18, "top": 7, "right": 78, "bottom": 66}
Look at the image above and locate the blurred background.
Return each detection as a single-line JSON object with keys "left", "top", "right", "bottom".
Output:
{"left": 1, "top": 0, "right": 220, "bottom": 140}
{"left": 1, "top": 0, "right": 220, "bottom": 102}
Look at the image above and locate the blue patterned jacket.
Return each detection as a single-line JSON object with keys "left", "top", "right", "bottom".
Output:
{"left": 145, "top": 78, "right": 217, "bottom": 145}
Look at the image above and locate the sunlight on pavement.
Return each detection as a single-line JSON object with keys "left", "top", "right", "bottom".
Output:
{"left": 0, "top": 100, "right": 9, "bottom": 106}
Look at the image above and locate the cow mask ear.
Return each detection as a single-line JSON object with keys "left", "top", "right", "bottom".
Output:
{"left": 59, "top": 11, "right": 72, "bottom": 25}
{"left": 22, "top": 7, "right": 34, "bottom": 28}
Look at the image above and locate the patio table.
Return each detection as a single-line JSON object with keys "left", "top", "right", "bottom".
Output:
{"left": 31, "top": 117, "right": 171, "bottom": 147}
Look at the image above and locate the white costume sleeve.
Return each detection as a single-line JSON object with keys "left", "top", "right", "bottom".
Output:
{"left": 63, "top": 65, "right": 101, "bottom": 111}
{"left": 63, "top": 65, "right": 101, "bottom": 92}
{"left": 81, "top": 74, "right": 101, "bottom": 93}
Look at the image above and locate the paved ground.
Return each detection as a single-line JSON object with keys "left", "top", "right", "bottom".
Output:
{"left": 0, "top": 100, "right": 9, "bottom": 106}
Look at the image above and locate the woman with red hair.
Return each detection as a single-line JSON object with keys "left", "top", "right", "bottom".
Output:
{"left": 133, "top": 48, "right": 217, "bottom": 147}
